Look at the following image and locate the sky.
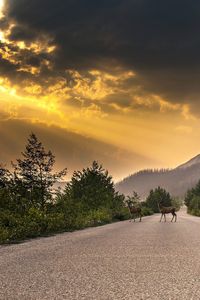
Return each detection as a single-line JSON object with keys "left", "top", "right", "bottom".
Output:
{"left": 1, "top": 0, "right": 200, "bottom": 181}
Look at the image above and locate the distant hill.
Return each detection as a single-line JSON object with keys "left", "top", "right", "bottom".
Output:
{"left": 115, "top": 154, "right": 200, "bottom": 199}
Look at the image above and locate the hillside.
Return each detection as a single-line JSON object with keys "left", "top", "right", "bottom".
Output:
{"left": 115, "top": 154, "right": 200, "bottom": 199}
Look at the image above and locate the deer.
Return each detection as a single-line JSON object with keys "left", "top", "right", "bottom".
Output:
{"left": 126, "top": 199, "right": 142, "bottom": 222}
{"left": 157, "top": 201, "right": 177, "bottom": 222}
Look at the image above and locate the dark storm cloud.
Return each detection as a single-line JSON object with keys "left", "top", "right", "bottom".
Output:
{"left": 3, "top": 0, "right": 200, "bottom": 109}
{"left": 8, "top": 25, "right": 37, "bottom": 42}
{"left": 0, "top": 54, "right": 18, "bottom": 76}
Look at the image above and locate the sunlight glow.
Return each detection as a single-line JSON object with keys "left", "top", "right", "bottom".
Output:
{"left": 0, "top": 0, "right": 4, "bottom": 18}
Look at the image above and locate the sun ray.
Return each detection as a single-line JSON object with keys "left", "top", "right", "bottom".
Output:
{"left": 0, "top": 0, "right": 4, "bottom": 18}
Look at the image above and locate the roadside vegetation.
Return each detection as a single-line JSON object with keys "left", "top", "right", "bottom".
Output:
{"left": 185, "top": 180, "right": 200, "bottom": 216}
{"left": 0, "top": 133, "right": 128, "bottom": 243}
{"left": 145, "top": 186, "right": 182, "bottom": 213}
{"left": 0, "top": 134, "right": 182, "bottom": 244}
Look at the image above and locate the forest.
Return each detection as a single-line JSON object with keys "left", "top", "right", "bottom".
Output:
{"left": 0, "top": 133, "right": 192, "bottom": 243}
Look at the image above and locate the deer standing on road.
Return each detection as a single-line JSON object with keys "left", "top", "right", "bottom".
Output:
{"left": 158, "top": 201, "right": 177, "bottom": 222}
{"left": 126, "top": 200, "right": 142, "bottom": 222}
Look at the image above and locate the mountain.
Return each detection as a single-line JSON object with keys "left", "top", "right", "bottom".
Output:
{"left": 177, "top": 154, "right": 200, "bottom": 169}
{"left": 115, "top": 154, "right": 200, "bottom": 199}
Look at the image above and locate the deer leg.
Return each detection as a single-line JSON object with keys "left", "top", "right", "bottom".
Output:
{"left": 160, "top": 213, "right": 163, "bottom": 222}
{"left": 139, "top": 213, "right": 142, "bottom": 222}
{"left": 164, "top": 214, "right": 166, "bottom": 222}
{"left": 171, "top": 213, "right": 174, "bottom": 222}
{"left": 134, "top": 214, "right": 135, "bottom": 222}
{"left": 174, "top": 212, "right": 177, "bottom": 222}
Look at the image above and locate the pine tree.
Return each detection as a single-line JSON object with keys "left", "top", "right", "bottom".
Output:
{"left": 64, "top": 161, "right": 120, "bottom": 211}
{"left": 126, "top": 191, "right": 140, "bottom": 208}
{"left": 13, "top": 133, "right": 67, "bottom": 209}
{"left": 146, "top": 186, "right": 172, "bottom": 212}
{"left": 0, "top": 165, "right": 11, "bottom": 188}
{"left": 0, "top": 165, "right": 13, "bottom": 210}
{"left": 185, "top": 180, "right": 200, "bottom": 210}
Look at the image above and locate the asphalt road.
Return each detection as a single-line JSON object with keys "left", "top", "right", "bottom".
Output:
{"left": 1, "top": 208, "right": 200, "bottom": 300}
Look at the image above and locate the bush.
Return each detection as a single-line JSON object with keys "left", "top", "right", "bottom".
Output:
{"left": 189, "top": 209, "right": 200, "bottom": 217}
{"left": 0, "top": 203, "right": 154, "bottom": 243}
{"left": 185, "top": 180, "right": 200, "bottom": 208}
{"left": 9, "top": 224, "right": 30, "bottom": 240}
{"left": 187, "top": 195, "right": 200, "bottom": 216}
{"left": 0, "top": 227, "right": 10, "bottom": 243}
{"left": 141, "top": 207, "right": 154, "bottom": 216}
{"left": 0, "top": 211, "right": 20, "bottom": 228}
{"left": 0, "top": 137, "right": 142, "bottom": 243}
{"left": 69, "top": 214, "right": 89, "bottom": 229}
{"left": 87, "top": 208, "right": 112, "bottom": 226}
{"left": 112, "top": 207, "right": 130, "bottom": 221}
{"left": 146, "top": 187, "right": 172, "bottom": 212}
{"left": 171, "top": 197, "right": 183, "bottom": 211}
{"left": 66, "top": 209, "right": 113, "bottom": 230}
{"left": 46, "top": 213, "right": 66, "bottom": 232}
{"left": 0, "top": 209, "right": 68, "bottom": 242}
{"left": 25, "top": 207, "right": 48, "bottom": 232}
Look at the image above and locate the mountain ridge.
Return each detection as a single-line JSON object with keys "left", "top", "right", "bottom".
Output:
{"left": 176, "top": 154, "right": 200, "bottom": 169}
{"left": 115, "top": 154, "right": 200, "bottom": 199}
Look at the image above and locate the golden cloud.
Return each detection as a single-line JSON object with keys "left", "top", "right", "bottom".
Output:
{"left": 0, "top": 0, "right": 5, "bottom": 19}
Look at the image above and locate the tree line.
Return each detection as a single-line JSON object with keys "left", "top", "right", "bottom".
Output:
{"left": 184, "top": 180, "right": 200, "bottom": 216}
{"left": 0, "top": 134, "right": 183, "bottom": 243}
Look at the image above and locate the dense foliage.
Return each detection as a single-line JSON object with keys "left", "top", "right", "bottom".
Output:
{"left": 12, "top": 133, "right": 67, "bottom": 210}
{"left": 146, "top": 186, "right": 173, "bottom": 213}
{"left": 55, "top": 161, "right": 127, "bottom": 229}
{"left": 2, "top": 134, "right": 186, "bottom": 244}
{"left": 0, "top": 134, "right": 130, "bottom": 243}
{"left": 125, "top": 191, "right": 154, "bottom": 217}
{"left": 185, "top": 180, "right": 200, "bottom": 216}
{"left": 1, "top": 132, "right": 187, "bottom": 244}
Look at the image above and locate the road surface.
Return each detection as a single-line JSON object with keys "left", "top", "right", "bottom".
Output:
{"left": 1, "top": 208, "right": 200, "bottom": 299}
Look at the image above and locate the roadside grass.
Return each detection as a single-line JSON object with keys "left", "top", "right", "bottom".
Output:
{"left": 0, "top": 207, "right": 153, "bottom": 245}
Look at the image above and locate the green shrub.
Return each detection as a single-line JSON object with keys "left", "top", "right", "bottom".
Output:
{"left": 188, "top": 208, "right": 200, "bottom": 217}
{"left": 64, "top": 208, "right": 113, "bottom": 230}
{"left": 0, "top": 211, "right": 21, "bottom": 228}
{"left": 46, "top": 213, "right": 66, "bottom": 232}
{"left": 112, "top": 207, "right": 130, "bottom": 221}
{"left": 146, "top": 187, "right": 172, "bottom": 212}
{"left": 9, "top": 225, "right": 29, "bottom": 240}
{"left": 171, "top": 197, "right": 183, "bottom": 211}
{"left": 87, "top": 208, "right": 112, "bottom": 225}
{"left": 141, "top": 207, "right": 154, "bottom": 216}
{"left": 25, "top": 207, "right": 48, "bottom": 232}
{"left": 0, "top": 227, "right": 10, "bottom": 243}
{"left": 70, "top": 214, "right": 89, "bottom": 229}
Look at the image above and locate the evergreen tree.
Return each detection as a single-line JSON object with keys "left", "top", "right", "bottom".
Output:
{"left": 0, "top": 165, "right": 11, "bottom": 188}
{"left": 185, "top": 180, "right": 200, "bottom": 209}
{"left": 146, "top": 186, "right": 172, "bottom": 212}
{"left": 126, "top": 191, "right": 140, "bottom": 207}
{"left": 64, "top": 161, "right": 121, "bottom": 211}
{"left": 0, "top": 165, "right": 13, "bottom": 210}
{"left": 13, "top": 133, "right": 67, "bottom": 209}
